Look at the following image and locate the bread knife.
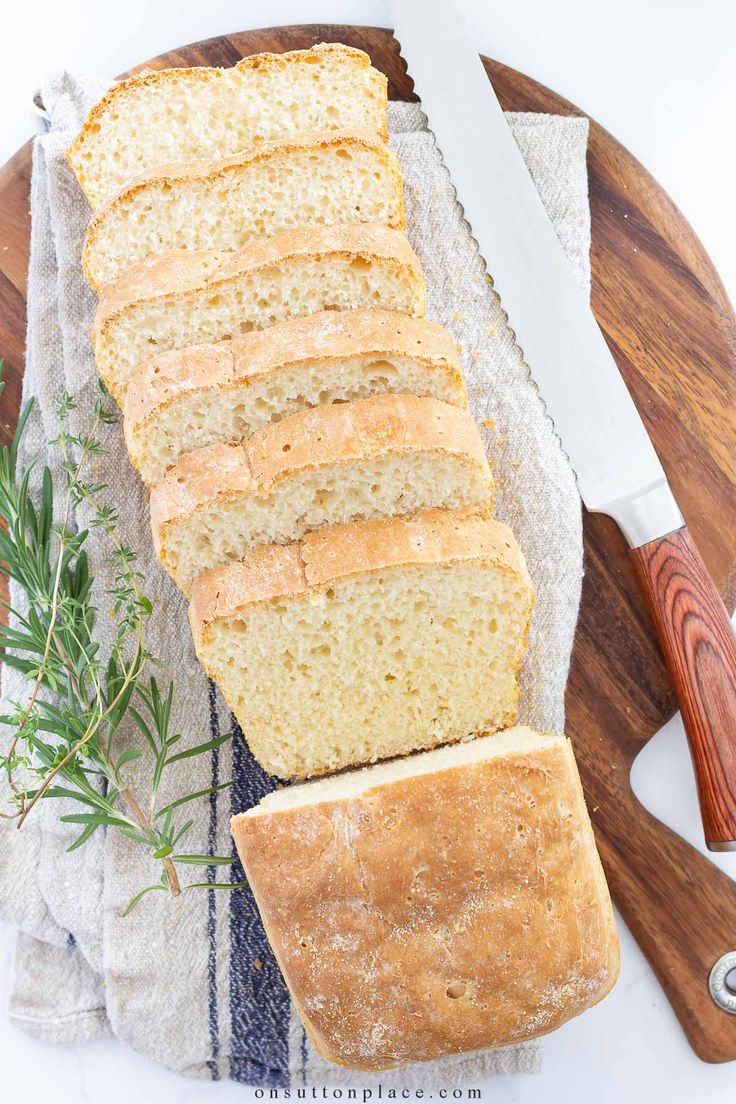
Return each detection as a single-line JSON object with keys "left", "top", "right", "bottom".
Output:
{"left": 390, "top": 0, "right": 736, "bottom": 850}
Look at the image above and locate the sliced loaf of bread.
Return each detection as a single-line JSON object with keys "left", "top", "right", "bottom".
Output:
{"left": 94, "top": 224, "right": 425, "bottom": 401}
{"left": 232, "top": 728, "right": 619, "bottom": 1069}
{"left": 189, "top": 508, "right": 534, "bottom": 779}
{"left": 83, "top": 131, "right": 405, "bottom": 289}
{"left": 68, "top": 44, "right": 388, "bottom": 208}
{"left": 123, "top": 309, "right": 465, "bottom": 486}
{"left": 151, "top": 394, "right": 493, "bottom": 594}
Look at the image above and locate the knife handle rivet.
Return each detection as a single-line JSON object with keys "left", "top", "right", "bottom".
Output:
{"left": 708, "top": 952, "right": 736, "bottom": 1013}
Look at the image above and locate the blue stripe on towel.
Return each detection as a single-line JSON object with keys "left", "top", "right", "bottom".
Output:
{"left": 228, "top": 714, "right": 290, "bottom": 1087}
{"left": 301, "top": 1026, "right": 309, "bottom": 1085}
{"left": 206, "top": 680, "right": 221, "bottom": 1081}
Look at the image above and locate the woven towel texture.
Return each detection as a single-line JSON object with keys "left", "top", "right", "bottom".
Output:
{"left": 0, "top": 73, "right": 588, "bottom": 1086}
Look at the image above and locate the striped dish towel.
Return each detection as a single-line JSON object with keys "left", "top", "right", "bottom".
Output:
{"left": 0, "top": 71, "right": 589, "bottom": 1086}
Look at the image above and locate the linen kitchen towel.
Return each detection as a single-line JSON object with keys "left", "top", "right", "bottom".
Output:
{"left": 0, "top": 70, "right": 589, "bottom": 1086}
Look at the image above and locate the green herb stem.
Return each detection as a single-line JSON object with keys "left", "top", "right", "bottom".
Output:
{"left": 0, "top": 368, "right": 234, "bottom": 912}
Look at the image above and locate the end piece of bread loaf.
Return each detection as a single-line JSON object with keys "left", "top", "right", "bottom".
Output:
{"left": 151, "top": 394, "right": 494, "bottom": 594}
{"left": 231, "top": 727, "right": 619, "bottom": 1070}
{"left": 67, "top": 43, "right": 389, "bottom": 209}
{"left": 82, "top": 130, "right": 405, "bottom": 289}
{"left": 94, "top": 224, "right": 425, "bottom": 402}
{"left": 124, "top": 309, "right": 464, "bottom": 486}
{"left": 190, "top": 508, "right": 534, "bottom": 779}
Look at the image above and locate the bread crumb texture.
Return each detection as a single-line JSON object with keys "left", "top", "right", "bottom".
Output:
{"left": 123, "top": 309, "right": 465, "bottom": 485}
{"left": 190, "top": 509, "right": 534, "bottom": 778}
{"left": 94, "top": 224, "right": 425, "bottom": 401}
{"left": 150, "top": 394, "right": 493, "bottom": 594}
{"left": 68, "top": 44, "right": 388, "bottom": 208}
{"left": 83, "top": 130, "right": 405, "bottom": 288}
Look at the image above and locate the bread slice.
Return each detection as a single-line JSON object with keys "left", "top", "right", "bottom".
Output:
{"left": 151, "top": 394, "right": 493, "bottom": 594}
{"left": 94, "top": 224, "right": 425, "bottom": 402}
{"left": 124, "top": 310, "right": 465, "bottom": 486}
{"left": 67, "top": 43, "right": 389, "bottom": 209}
{"left": 231, "top": 727, "right": 619, "bottom": 1070}
{"left": 82, "top": 130, "right": 405, "bottom": 289}
{"left": 189, "top": 508, "right": 533, "bottom": 779}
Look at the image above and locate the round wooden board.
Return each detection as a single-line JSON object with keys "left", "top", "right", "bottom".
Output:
{"left": 1, "top": 24, "right": 735, "bottom": 1062}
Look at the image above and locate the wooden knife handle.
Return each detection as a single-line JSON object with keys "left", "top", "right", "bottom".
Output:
{"left": 631, "top": 526, "right": 736, "bottom": 849}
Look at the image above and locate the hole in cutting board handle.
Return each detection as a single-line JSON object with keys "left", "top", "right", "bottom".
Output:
{"left": 709, "top": 952, "right": 736, "bottom": 1013}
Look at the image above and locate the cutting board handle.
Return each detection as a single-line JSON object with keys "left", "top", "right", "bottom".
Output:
{"left": 631, "top": 526, "right": 736, "bottom": 850}
{"left": 596, "top": 783, "right": 736, "bottom": 1063}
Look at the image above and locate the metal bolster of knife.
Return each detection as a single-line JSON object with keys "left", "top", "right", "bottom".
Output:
{"left": 597, "top": 478, "right": 685, "bottom": 549}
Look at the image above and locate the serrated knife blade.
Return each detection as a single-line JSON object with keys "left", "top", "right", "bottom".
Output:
{"left": 392, "top": 0, "right": 680, "bottom": 543}
{"left": 390, "top": 0, "right": 736, "bottom": 850}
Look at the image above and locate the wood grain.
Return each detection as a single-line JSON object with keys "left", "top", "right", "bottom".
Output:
{"left": 632, "top": 527, "right": 736, "bottom": 848}
{"left": 1, "top": 23, "right": 735, "bottom": 1062}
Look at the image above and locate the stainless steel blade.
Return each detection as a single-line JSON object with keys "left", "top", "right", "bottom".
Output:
{"left": 390, "top": 0, "right": 684, "bottom": 546}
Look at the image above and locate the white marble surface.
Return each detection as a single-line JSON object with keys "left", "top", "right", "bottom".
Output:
{"left": 1, "top": 1, "right": 735, "bottom": 1100}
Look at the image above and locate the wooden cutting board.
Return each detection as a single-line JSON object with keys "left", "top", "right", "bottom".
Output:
{"left": 1, "top": 23, "right": 735, "bottom": 1062}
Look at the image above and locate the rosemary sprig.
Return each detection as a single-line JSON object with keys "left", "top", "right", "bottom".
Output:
{"left": 0, "top": 365, "right": 242, "bottom": 912}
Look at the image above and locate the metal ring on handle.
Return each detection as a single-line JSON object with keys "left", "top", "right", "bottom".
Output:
{"left": 709, "top": 952, "right": 736, "bottom": 1014}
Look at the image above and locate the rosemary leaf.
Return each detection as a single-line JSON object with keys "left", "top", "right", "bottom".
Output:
{"left": 0, "top": 371, "right": 236, "bottom": 910}
{"left": 154, "top": 781, "right": 233, "bottom": 821}
{"left": 165, "top": 732, "right": 232, "bottom": 765}
{"left": 183, "top": 881, "right": 248, "bottom": 892}
{"left": 122, "top": 883, "right": 168, "bottom": 917}
{"left": 170, "top": 854, "right": 237, "bottom": 866}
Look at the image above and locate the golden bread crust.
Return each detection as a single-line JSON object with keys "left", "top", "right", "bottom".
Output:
{"left": 231, "top": 728, "right": 619, "bottom": 1070}
{"left": 93, "top": 223, "right": 425, "bottom": 346}
{"left": 67, "top": 44, "right": 388, "bottom": 206}
{"left": 149, "top": 394, "right": 491, "bottom": 532}
{"left": 82, "top": 129, "right": 405, "bottom": 289}
{"left": 123, "top": 309, "right": 464, "bottom": 440}
{"left": 188, "top": 507, "right": 530, "bottom": 639}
